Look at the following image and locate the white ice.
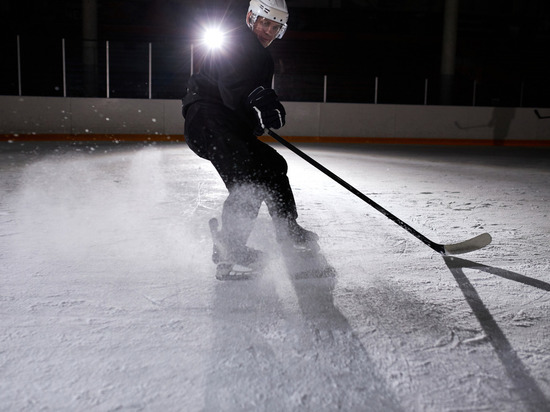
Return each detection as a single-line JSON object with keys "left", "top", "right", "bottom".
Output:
{"left": 1, "top": 141, "right": 549, "bottom": 411}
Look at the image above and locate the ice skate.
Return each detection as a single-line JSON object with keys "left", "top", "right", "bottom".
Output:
{"left": 209, "top": 218, "right": 266, "bottom": 280}
{"left": 274, "top": 218, "right": 320, "bottom": 256}
{"left": 273, "top": 218, "right": 334, "bottom": 279}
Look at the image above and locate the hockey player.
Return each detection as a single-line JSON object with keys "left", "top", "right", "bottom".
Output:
{"left": 182, "top": 0, "right": 318, "bottom": 278}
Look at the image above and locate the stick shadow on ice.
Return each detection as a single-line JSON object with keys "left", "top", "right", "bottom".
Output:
{"left": 443, "top": 256, "right": 550, "bottom": 411}
{"left": 445, "top": 256, "right": 550, "bottom": 292}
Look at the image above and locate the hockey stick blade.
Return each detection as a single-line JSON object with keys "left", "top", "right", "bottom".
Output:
{"left": 534, "top": 110, "right": 550, "bottom": 119}
{"left": 443, "top": 233, "right": 492, "bottom": 255}
{"left": 454, "top": 121, "right": 487, "bottom": 130}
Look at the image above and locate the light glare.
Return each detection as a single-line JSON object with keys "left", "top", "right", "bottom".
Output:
{"left": 204, "top": 27, "right": 225, "bottom": 49}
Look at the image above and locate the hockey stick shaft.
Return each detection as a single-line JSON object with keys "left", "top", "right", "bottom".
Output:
{"left": 267, "top": 129, "right": 446, "bottom": 254}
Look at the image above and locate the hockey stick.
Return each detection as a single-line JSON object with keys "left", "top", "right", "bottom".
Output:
{"left": 454, "top": 121, "right": 488, "bottom": 130}
{"left": 267, "top": 129, "right": 492, "bottom": 255}
{"left": 534, "top": 110, "right": 550, "bottom": 119}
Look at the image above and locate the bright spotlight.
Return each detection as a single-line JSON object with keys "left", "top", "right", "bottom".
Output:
{"left": 203, "top": 27, "right": 225, "bottom": 49}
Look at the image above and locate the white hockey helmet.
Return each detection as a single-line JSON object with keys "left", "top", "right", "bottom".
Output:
{"left": 247, "top": 0, "right": 288, "bottom": 39}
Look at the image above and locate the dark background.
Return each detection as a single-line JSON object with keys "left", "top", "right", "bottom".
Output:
{"left": 1, "top": 0, "right": 549, "bottom": 106}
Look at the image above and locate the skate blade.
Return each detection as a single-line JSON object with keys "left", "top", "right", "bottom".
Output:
{"left": 215, "top": 263, "right": 260, "bottom": 281}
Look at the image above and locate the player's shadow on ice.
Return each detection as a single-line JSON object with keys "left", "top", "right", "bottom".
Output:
{"left": 443, "top": 256, "right": 549, "bottom": 411}
{"left": 203, "top": 250, "right": 403, "bottom": 411}
{"left": 454, "top": 107, "right": 516, "bottom": 146}
{"left": 288, "top": 271, "right": 404, "bottom": 411}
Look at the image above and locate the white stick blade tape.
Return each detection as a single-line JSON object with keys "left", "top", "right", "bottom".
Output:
{"left": 444, "top": 233, "right": 492, "bottom": 255}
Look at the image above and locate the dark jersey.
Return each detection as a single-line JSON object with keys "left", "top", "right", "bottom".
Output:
{"left": 183, "top": 24, "right": 274, "bottom": 128}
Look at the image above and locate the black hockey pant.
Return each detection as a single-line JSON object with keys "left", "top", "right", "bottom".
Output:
{"left": 184, "top": 101, "right": 298, "bottom": 248}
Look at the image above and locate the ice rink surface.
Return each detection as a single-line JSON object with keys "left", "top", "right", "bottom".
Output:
{"left": 1, "top": 140, "right": 549, "bottom": 411}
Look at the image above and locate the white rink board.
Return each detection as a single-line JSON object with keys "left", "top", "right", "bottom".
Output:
{"left": 1, "top": 96, "right": 549, "bottom": 142}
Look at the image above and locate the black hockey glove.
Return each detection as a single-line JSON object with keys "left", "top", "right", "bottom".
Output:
{"left": 247, "top": 86, "right": 286, "bottom": 136}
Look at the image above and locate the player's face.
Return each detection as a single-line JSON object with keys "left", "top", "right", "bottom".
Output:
{"left": 252, "top": 16, "right": 283, "bottom": 47}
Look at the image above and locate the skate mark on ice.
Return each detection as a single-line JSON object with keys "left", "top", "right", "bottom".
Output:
{"left": 443, "top": 256, "right": 549, "bottom": 412}
{"left": 507, "top": 310, "right": 542, "bottom": 328}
